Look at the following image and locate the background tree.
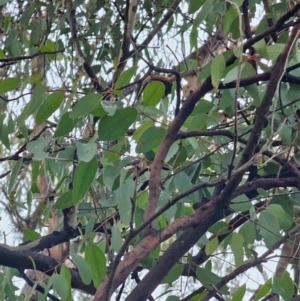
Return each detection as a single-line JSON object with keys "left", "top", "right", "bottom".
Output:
{"left": 1, "top": 0, "right": 300, "bottom": 300}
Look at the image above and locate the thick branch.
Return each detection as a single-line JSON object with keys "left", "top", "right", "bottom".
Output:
{"left": 0, "top": 245, "right": 96, "bottom": 294}
{"left": 124, "top": 209, "right": 230, "bottom": 301}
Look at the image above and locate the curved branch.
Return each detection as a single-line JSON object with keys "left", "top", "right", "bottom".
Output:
{"left": 13, "top": 220, "right": 113, "bottom": 252}
{"left": 0, "top": 245, "right": 96, "bottom": 295}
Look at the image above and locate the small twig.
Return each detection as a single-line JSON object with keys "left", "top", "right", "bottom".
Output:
{"left": 0, "top": 49, "right": 65, "bottom": 63}
{"left": 201, "top": 224, "right": 300, "bottom": 301}
{"left": 115, "top": 280, "right": 126, "bottom": 301}
{"left": 0, "top": 170, "right": 11, "bottom": 179}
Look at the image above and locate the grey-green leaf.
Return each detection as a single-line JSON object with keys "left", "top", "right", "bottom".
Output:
{"left": 111, "top": 223, "right": 122, "bottom": 252}
{"left": 74, "top": 140, "right": 97, "bottom": 162}
{"left": 51, "top": 274, "right": 69, "bottom": 300}
{"left": 71, "top": 253, "right": 92, "bottom": 285}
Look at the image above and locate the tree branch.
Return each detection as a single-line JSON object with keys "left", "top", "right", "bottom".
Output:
{"left": 0, "top": 245, "right": 96, "bottom": 294}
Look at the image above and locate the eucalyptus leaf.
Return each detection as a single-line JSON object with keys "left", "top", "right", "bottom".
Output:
{"left": 98, "top": 107, "right": 137, "bottom": 141}
{"left": 73, "top": 156, "right": 97, "bottom": 204}
{"left": 136, "top": 127, "right": 166, "bottom": 153}
{"left": 71, "top": 253, "right": 92, "bottom": 285}
{"left": 36, "top": 91, "right": 64, "bottom": 124}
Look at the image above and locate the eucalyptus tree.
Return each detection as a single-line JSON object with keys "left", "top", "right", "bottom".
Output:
{"left": 1, "top": 1, "right": 300, "bottom": 301}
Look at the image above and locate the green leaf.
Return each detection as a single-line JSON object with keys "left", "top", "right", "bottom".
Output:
{"left": 223, "top": 6, "right": 236, "bottom": 34}
{"left": 254, "top": 278, "right": 272, "bottom": 301}
{"left": 230, "top": 195, "right": 252, "bottom": 212}
{"left": 71, "top": 254, "right": 92, "bottom": 285}
{"left": 211, "top": 54, "right": 226, "bottom": 88}
{"left": 8, "top": 159, "right": 23, "bottom": 193}
{"left": 258, "top": 211, "right": 280, "bottom": 248}
{"left": 18, "top": 85, "right": 47, "bottom": 126}
{"left": 116, "top": 178, "right": 135, "bottom": 225}
{"left": 187, "top": 114, "right": 207, "bottom": 131}
{"left": 74, "top": 140, "right": 97, "bottom": 162}
{"left": 232, "top": 284, "right": 246, "bottom": 301}
{"left": 21, "top": 4, "right": 36, "bottom": 28}
{"left": 188, "top": 0, "right": 205, "bottom": 14}
{"left": 192, "top": 0, "right": 214, "bottom": 29}
{"left": 23, "top": 229, "right": 41, "bottom": 241}
{"left": 30, "top": 18, "right": 42, "bottom": 46}
{"left": 174, "top": 172, "right": 192, "bottom": 193}
{"left": 272, "top": 273, "right": 294, "bottom": 301}
{"left": 36, "top": 92, "right": 64, "bottom": 124}
{"left": 193, "top": 100, "right": 214, "bottom": 115}
{"left": 53, "top": 112, "right": 76, "bottom": 138}
{"left": 166, "top": 297, "right": 180, "bottom": 301}
{"left": 73, "top": 157, "right": 97, "bottom": 204}
{"left": 56, "top": 146, "right": 75, "bottom": 166}
{"left": 70, "top": 94, "right": 101, "bottom": 119}
{"left": 230, "top": 233, "right": 244, "bottom": 267}
{"left": 280, "top": 272, "right": 294, "bottom": 300}
{"left": 266, "top": 204, "right": 293, "bottom": 230}
{"left": 253, "top": 39, "right": 269, "bottom": 59}
{"left": 196, "top": 267, "right": 221, "bottom": 290}
{"left": 279, "top": 124, "right": 292, "bottom": 146}
{"left": 51, "top": 274, "right": 69, "bottom": 300}
{"left": 85, "top": 243, "right": 107, "bottom": 288}
{"left": 98, "top": 107, "right": 137, "bottom": 141}
{"left": 241, "top": 62, "right": 256, "bottom": 78}
{"left": 162, "top": 264, "right": 184, "bottom": 284}
{"left": 267, "top": 44, "right": 285, "bottom": 61}
{"left": 136, "top": 127, "right": 166, "bottom": 153}
{"left": 59, "top": 264, "right": 72, "bottom": 301}
{"left": 115, "top": 66, "right": 138, "bottom": 89}
{"left": 103, "top": 165, "right": 119, "bottom": 191}
{"left": 232, "top": 0, "right": 243, "bottom": 7}
{"left": 239, "top": 221, "right": 256, "bottom": 249}
{"left": 54, "top": 191, "right": 74, "bottom": 209}
{"left": 132, "top": 120, "right": 154, "bottom": 142}
{"left": 143, "top": 81, "right": 165, "bottom": 106}
{"left": 0, "top": 78, "right": 21, "bottom": 92}
{"left": 190, "top": 30, "right": 198, "bottom": 52}
{"left": 205, "top": 237, "right": 219, "bottom": 255}
{"left": 111, "top": 223, "right": 122, "bottom": 252}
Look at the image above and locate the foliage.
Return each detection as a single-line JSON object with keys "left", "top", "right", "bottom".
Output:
{"left": 1, "top": 0, "right": 300, "bottom": 301}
